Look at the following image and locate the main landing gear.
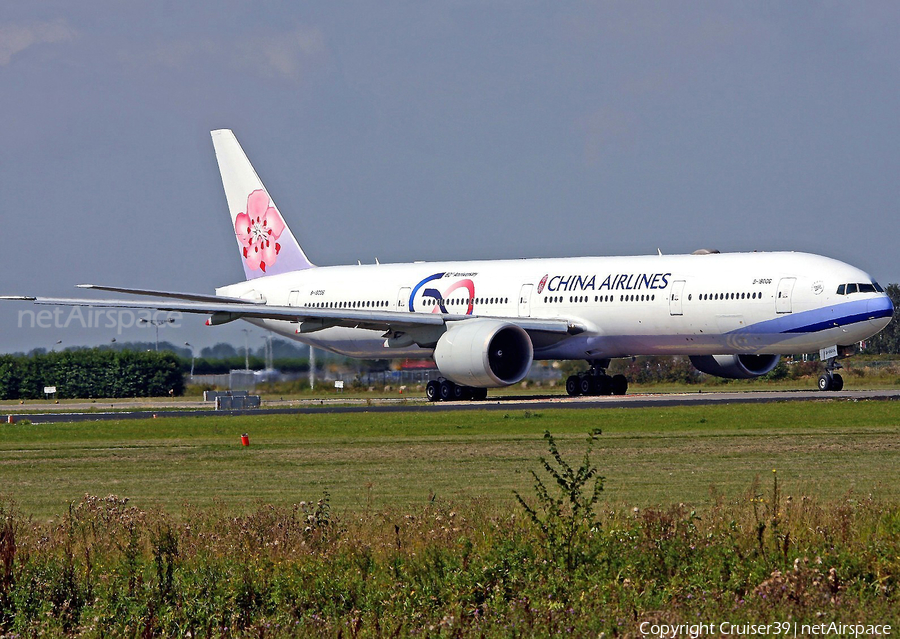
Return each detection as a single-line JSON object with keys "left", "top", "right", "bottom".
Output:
{"left": 817, "top": 357, "right": 844, "bottom": 392}
{"left": 565, "top": 360, "right": 628, "bottom": 397}
{"left": 426, "top": 379, "right": 489, "bottom": 402}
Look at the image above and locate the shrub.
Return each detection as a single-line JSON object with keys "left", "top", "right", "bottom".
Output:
{"left": 515, "top": 429, "right": 605, "bottom": 571}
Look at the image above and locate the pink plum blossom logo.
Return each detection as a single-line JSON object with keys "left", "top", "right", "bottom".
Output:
{"left": 234, "top": 190, "right": 285, "bottom": 272}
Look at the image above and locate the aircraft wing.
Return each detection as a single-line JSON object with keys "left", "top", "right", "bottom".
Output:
{"left": 74, "top": 284, "right": 257, "bottom": 305}
{"left": 1, "top": 292, "right": 582, "bottom": 336}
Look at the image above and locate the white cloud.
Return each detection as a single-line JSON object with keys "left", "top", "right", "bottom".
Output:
{"left": 0, "top": 19, "right": 76, "bottom": 66}
{"left": 238, "top": 26, "right": 326, "bottom": 81}
{"left": 118, "top": 26, "right": 327, "bottom": 83}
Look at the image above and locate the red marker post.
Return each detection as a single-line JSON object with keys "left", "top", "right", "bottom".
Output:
{"left": 241, "top": 434, "right": 250, "bottom": 446}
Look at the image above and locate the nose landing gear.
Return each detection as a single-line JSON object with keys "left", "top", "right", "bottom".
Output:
{"left": 817, "top": 356, "right": 844, "bottom": 392}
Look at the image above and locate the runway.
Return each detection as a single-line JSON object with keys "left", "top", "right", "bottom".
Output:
{"left": 5, "top": 388, "right": 899, "bottom": 424}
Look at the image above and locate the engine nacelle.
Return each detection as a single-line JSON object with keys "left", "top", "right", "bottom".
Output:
{"left": 433, "top": 320, "right": 533, "bottom": 388}
{"left": 689, "top": 354, "right": 781, "bottom": 379}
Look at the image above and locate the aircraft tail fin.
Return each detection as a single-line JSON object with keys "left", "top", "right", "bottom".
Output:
{"left": 211, "top": 129, "right": 314, "bottom": 279}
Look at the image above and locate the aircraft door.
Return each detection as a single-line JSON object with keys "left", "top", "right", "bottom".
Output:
{"left": 669, "top": 280, "right": 686, "bottom": 316}
{"left": 396, "top": 287, "right": 411, "bottom": 311}
{"left": 518, "top": 284, "right": 533, "bottom": 317}
{"left": 288, "top": 290, "right": 300, "bottom": 306}
{"left": 776, "top": 278, "right": 796, "bottom": 314}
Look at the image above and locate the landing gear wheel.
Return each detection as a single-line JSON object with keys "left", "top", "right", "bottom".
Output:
{"left": 596, "top": 375, "right": 612, "bottom": 396}
{"left": 819, "top": 353, "right": 845, "bottom": 392}
{"left": 611, "top": 374, "right": 628, "bottom": 396}
{"left": 425, "top": 380, "right": 440, "bottom": 402}
{"left": 439, "top": 380, "right": 455, "bottom": 401}
{"left": 566, "top": 375, "right": 580, "bottom": 396}
{"left": 831, "top": 373, "right": 843, "bottom": 392}
{"left": 471, "top": 387, "right": 488, "bottom": 401}
{"left": 452, "top": 384, "right": 472, "bottom": 401}
{"left": 578, "top": 377, "right": 593, "bottom": 396}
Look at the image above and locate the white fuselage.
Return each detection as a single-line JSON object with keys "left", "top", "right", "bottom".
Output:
{"left": 217, "top": 251, "right": 893, "bottom": 361}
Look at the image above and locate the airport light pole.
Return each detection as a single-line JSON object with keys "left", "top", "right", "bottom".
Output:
{"left": 184, "top": 342, "right": 195, "bottom": 378}
{"left": 139, "top": 317, "right": 175, "bottom": 351}
{"left": 242, "top": 329, "right": 251, "bottom": 370}
{"left": 261, "top": 335, "right": 273, "bottom": 371}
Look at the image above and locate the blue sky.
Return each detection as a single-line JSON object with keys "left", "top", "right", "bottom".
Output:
{"left": 1, "top": 2, "right": 897, "bottom": 352}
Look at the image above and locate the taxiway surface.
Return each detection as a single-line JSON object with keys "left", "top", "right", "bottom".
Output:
{"left": 5, "top": 389, "right": 898, "bottom": 424}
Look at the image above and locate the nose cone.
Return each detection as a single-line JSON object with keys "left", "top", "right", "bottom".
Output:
{"left": 868, "top": 293, "right": 895, "bottom": 333}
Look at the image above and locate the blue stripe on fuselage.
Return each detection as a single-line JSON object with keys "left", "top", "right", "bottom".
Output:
{"left": 730, "top": 296, "right": 893, "bottom": 336}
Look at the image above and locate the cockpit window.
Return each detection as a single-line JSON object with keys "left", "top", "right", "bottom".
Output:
{"left": 837, "top": 282, "right": 884, "bottom": 295}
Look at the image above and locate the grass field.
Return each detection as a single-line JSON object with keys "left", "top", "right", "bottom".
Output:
{"left": 1, "top": 400, "right": 898, "bottom": 635}
{"left": 2, "top": 400, "right": 898, "bottom": 517}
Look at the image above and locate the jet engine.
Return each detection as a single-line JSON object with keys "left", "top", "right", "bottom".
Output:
{"left": 433, "top": 320, "right": 533, "bottom": 387}
{"left": 689, "top": 354, "right": 780, "bottom": 379}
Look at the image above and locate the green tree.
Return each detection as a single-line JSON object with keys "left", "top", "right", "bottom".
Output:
{"left": 0, "top": 349, "right": 184, "bottom": 400}
{"left": 865, "top": 283, "right": 900, "bottom": 354}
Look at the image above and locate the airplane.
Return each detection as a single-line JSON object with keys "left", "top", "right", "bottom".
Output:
{"left": 3, "top": 129, "right": 894, "bottom": 401}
